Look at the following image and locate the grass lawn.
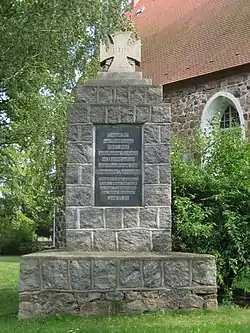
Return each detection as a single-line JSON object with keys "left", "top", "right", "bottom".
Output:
{"left": 0, "top": 256, "right": 250, "bottom": 333}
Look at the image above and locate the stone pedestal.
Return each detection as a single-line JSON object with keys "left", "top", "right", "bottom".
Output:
{"left": 19, "top": 72, "right": 217, "bottom": 318}
{"left": 19, "top": 251, "right": 217, "bottom": 318}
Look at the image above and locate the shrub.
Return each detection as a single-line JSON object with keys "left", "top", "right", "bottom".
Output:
{"left": 171, "top": 127, "right": 250, "bottom": 299}
{"left": 0, "top": 211, "right": 39, "bottom": 255}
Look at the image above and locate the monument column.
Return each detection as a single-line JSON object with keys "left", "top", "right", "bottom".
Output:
{"left": 65, "top": 32, "right": 172, "bottom": 252}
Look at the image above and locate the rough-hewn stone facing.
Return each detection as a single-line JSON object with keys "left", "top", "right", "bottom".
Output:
{"left": 144, "top": 165, "right": 158, "bottom": 184}
{"left": 123, "top": 208, "right": 139, "bottom": 228}
{"left": 66, "top": 230, "right": 92, "bottom": 250}
{"left": 151, "top": 104, "right": 171, "bottom": 123}
{"left": 66, "top": 164, "right": 79, "bottom": 184}
{"left": 164, "top": 260, "right": 190, "bottom": 288}
{"left": 144, "top": 144, "right": 170, "bottom": 164}
{"left": 120, "top": 260, "right": 141, "bottom": 288}
{"left": 93, "top": 230, "right": 117, "bottom": 251}
{"left": 68, "top": 103, "right": 90, "bottom": 124}
{"left": 19, "top": 253, "right": 217, "bottom": 318}
{"left": 142, "top": 261, "right": 162, "bottom": 288}
{"left": 118, "top": 230, "right": 151, "bottom": 251}
{"left": 144, "top": 124, "right": 159, "bottom": 143}
{"left": 136, "top": 105, "right": 151, "bottom": 123}
{"left": 65, "top": 208, "right": 77, "bottom": 229}
{"left": 19, "top": 289, "right": 217, "bottom": 318}
{"left": 129, "top": 87, "right": 146, "bottom": 104}
{"left": 66, "top": 186, "right": 92, "bottom": 206}
{"left": 90, "top": 105, "right": 106, "bottom": 123}
{"left": 139, "top": 207, "right": 157, "bottom": 228}
{"left": 144, "top": 185, "right": 171, "bottom": 206}
{"left": 70, "top": 260, "right": 91, "bottom": 290}
{"left": 105, "top": 208, "right": 122, "bottom": 229}
{"left": 67, "top": 142, "right": 92, "bottom": 164}
{"left": 192, "top": 260, "right": 217, "bottom": 286}
{"left": 80, "top": 208, "right": 104, "bottom": 229}
{"left": 80, "top": 164, "right": 92, "bottom": 185}
{"left": 159, "top": 207, "right": 172, "bottom": 229}
{"left": 76, "top": 86, "right": 98, "bottom": 103}
{"left": 93, "top": 260, "right": 117, "bottom": 290}
{"left": 19, "top": 258, "right": 40, "bottom": 292}
{"left": 42, "top": 260, "right": 68, "bottom": 290}
{"left": 152, "top": 231, "right": 172, "bottom": 252}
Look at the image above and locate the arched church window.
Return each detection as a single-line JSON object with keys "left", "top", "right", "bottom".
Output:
{"left": 219, "top": 104, "right": 240, "bottom": 129}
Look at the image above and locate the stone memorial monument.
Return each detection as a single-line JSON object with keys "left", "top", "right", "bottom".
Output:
{"left": 18, "top": 32, "right": 217, "bottom": 319}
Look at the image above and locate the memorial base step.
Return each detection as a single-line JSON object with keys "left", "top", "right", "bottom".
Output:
{"left": 19, "top": 251, "right": 218, "bottom": 319}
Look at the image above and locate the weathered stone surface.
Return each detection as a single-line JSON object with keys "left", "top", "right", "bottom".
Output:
{"left": 70, "top": 260, "right": 91, "bottom": 290}
{"left": 42, "top": 292, "right": 78, "bottom": 316}
{"left": 66, "top": 230, "right": 92, "bottom": 250}
{"left": 144, "top": 165, "right": 158, "bottom": 184}
{"left": 192, "top": 260, "right": 217, "bottom": 286}
{"left": 80, "top": 208, "right": 104, "bottom": 228}
{"left": 120, "top": 260, "right": 141, "bottom": 288}
{"left": 74, "top": 292, "right": 102, "bottom": 304}
{"left": 66, "top": 186, "right": 92, "bottom": 206}
{"left": 79, "top": 301, "right": 108, "bottom": 316}
{"left": 80, "top": 164, "right": 92, "bottom": 185}
{"left": 107, "top": 105, "right": 120, "bottom": 123}
{"left": 144, "top": 144, "right": 170, "bottom": 164}
{"left": 123, "top": 299, "right": 146, "bottom": 313}
{"left": 68, "top": 103, "right": 90, "bottom": 123}
{"left": 159, "top": 165, "right": 171, "bottom": 184}
{"left": 142, "top": 261, "right": 162, "bottom": 288}
{"left": 160, "top": 124, "right": 171, "bottom": 142}
{"left": 105, "top": 291, "right": 124, "bottom": 301}
{"left": 79, "top": 124, "right": 93, "bottom": 141}
{"left": 76, "top": 86, "right": 97, "bottom": 103}
{"left": 120, "top": 106, "right": 135, "bottom": 123}
{"left": 151, "top": 104, "right": 171, "bottom": 123}
{"left": 139, "top": 207, "right": 157, "bottom": 228}
{"left": 136, "top": 105, "right": 151, "bottom": 123}
{"left": 129, "top": 87, "right": 146, "bottom": 104}
{"left": 164, "top": 260, "right": 190, "bottom": 287}
{"left": 19, "top": 258, "right": 40, "bottom": 292}
{"left": 42, "top": 260, "right": 68, "bottom": 290}
{"left": 93, "top": 260, "right": 117, "bottom": 289}
{"left": 68, "top": 125, "right": 79, "bottom": 141}
{"left": 180, "top": 293, "right": 204, "bottom": 308}
{"left": 67, "top": 142, "right": 92, "bottom": 164}
{"left": 144, "top": 124, "right": 159, "bottom": 143}
{"left": 19, "top": 301, "right": 42, "bottom": 319}
{"left": 159, "top": 207, "right": 172, "bottom": 229}
{"left": 98, "top": 87, "right": 114, "bottom": 103}
{"left": 65, "top": 207, "right": 77, "bottom": 229}
{"left": 146, "top": 86, "right": 163, "bottom": 104}
{"left": 158, "top": 290, "right": 189, "bottom": 309}
{"left": 152, "top": 231, "right": 172, "bottom": 251}
{"left": 105, "top": 208, "right": 122, "bottom": 229}
{"left": 118, "top": 230, "right": 151, "bottom": 251}
{"left": 66, "top": 164, "right": 79, "bottom": 184}
{"left": 203, "top": 295, "right": 218, "bottom": 309}
{"left": 116, "top": 87, "right": 129, "bottom": 104}
{"left": 90, "top": 105, "right": 106, "bottom": 123}
{"left": 144, "top": 185, "right": 171, "bottom": 206}
{"left": 93, "top": 230, "right": 116, "bottom": 251}
{"left": 124, "top": 291, "right": 139, "bottom": 301}
{"left": 123, "top": 208, "right": 139, "bottom": 228}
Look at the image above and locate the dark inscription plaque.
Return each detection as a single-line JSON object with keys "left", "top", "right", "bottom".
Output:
{"left": 95, "top": 124, "right": 142, "bottom": 207}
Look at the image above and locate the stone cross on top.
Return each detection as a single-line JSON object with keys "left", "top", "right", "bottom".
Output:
{"left": 100, "top": 31, "right": 141, "bottom": 72}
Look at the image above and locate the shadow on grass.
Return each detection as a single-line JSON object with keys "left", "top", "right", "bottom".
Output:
{"left": 0, "top": 288, "right": 19, "bottom": 318}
